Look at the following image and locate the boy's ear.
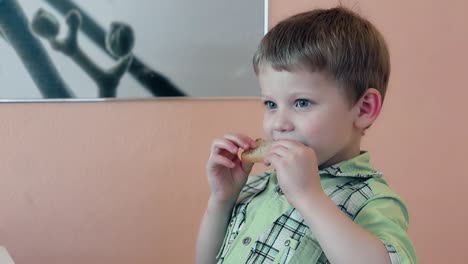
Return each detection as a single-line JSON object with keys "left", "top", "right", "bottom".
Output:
{"left": 353, "top": 88, "right": 382, "bottom": 132}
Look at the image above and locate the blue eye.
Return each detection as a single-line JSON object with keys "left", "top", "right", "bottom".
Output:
{"left": 263, "top": 101, "right": 277, "bottom": 110}
{"left": 295, "top": 99, "right": 312, "bottom": 108}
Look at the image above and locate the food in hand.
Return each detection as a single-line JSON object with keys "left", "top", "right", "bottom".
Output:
{"left": 240, "top": 138, "right": 272, "bottom": 163}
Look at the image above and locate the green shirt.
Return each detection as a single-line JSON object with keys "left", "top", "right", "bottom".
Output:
{"left": 216, "top": 152, "right": 417, "bottom": 264}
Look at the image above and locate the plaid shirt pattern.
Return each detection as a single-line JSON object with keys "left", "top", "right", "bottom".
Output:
{"left": 217, "top": 152, "right": 405, "bottom": 264}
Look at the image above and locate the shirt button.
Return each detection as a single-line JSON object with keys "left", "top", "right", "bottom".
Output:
{"left": 242, "top": 237, "right": 252, "bottom": 245}
{"left": 284, "top": 240, "right": 290, "bottom": 246}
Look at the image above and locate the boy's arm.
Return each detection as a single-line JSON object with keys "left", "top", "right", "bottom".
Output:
{"left": 296, "top": 193, "right": 393, "bottom": 264}
{"left": 196, "top": 196, "right": 235, "bottom": 264}
{"left": 198, "top": 133, "right": 255, "bottom": 263}
{"left": 353, "top": 197, "right": 417, "bottom": 264}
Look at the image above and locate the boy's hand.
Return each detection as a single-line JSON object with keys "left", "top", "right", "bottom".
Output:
{"left": 264, "top": 140, "right": 323, "bottom": 208}
{"left": 206, "top": 133, "right": 257, "bottom": 204}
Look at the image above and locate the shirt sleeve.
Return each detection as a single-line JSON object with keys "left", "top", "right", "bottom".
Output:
{"left": 354, "top": 196, "right": 418, "bottom": 264}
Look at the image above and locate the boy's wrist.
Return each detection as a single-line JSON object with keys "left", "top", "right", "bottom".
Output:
{"left": 294, "top": 189, "right": 329, "bottom": 213}
{"left": 208, "top": 195, "right": 237, "bottom": 213}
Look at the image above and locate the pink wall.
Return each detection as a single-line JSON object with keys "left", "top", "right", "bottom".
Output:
{"left": 0, "top": 0, "right": 467, "bottom": 263}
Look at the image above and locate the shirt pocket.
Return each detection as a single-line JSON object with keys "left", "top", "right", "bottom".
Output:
{"left": 287, "top": 236, "right": 323, "bottom": 264}
{"left": 272, "top": 237, "right": 300, "bottom": 264}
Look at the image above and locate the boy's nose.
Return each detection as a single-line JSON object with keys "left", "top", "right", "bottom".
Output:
{"left": 272, "top": 113, "right": 294, "bottom": 132}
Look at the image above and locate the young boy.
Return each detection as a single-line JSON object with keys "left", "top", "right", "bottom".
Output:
{"left": 196, "top": 6, "right": 417, "bottom": 264}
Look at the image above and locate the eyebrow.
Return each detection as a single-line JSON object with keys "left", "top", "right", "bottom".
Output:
{"left": 288, "top": 92, "right": 315, "bottom": 97}
{"left": 261, "top": 92, "right": 315, "bottom": 98}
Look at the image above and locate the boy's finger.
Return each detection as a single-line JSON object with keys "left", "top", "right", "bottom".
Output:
{"left": 212, "top": 138, "right": 238, "bottom": 154}
{"left": 224, "top": 133, "right": 256, "bottom": 149}
{"left": 272, "top": 139, "right": 303, "bottom": 149}
{"left": 209, "top": 155, "right": 235, "bottom": 168}
{"left": 263, "top": 156, "right": 272, "bottom": 167}
{"left": 264, "top": 153, "right": 281, "bottom": 167}
{"left": 268, "top": 145, "right": 288, "bottom": 157}
{"left": 239, "top": 159, "right": 255, "bottom": 173}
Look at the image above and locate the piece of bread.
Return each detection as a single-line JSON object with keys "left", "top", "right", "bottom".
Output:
{"left": 241, "top": 138, "right": 272, "bottom": 163}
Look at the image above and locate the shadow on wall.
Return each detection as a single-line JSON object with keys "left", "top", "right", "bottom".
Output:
{"left": 0, "top": 0, "right": 185, "bottom": 99}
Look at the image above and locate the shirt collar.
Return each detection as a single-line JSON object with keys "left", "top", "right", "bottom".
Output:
{"left": 238, "top": 152, "right": 381, "bottom": 203}
{"left": 318, "top": 151, "right": 383, "bottom": 178}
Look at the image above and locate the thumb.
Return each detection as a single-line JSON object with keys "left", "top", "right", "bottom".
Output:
{"left": 232, "top": 156, "right": 254, "bottom": 175}
{"left": 240, "top": 159, "right": 254, "bottom": 175}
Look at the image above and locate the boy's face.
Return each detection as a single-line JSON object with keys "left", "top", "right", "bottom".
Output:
{"left": 258, "top": 65, "right": 361, "bottom": 167}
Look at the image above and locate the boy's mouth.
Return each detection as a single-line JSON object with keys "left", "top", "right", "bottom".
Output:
{"left": 272, "top": 134, "right": 298, "bottom": 141}
{"left": 272, "top": 136, "right": 309, "bottom": 146}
